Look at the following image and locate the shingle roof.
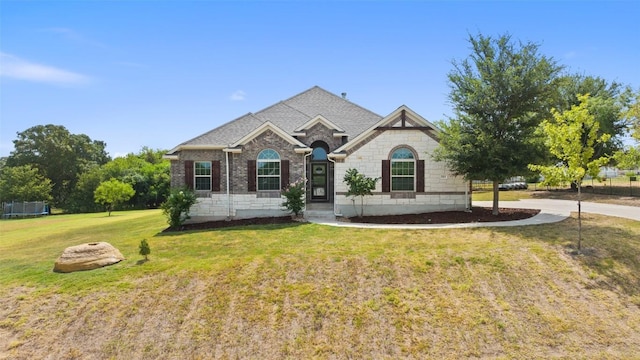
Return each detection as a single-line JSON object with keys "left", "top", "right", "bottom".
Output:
{"left": 170, "top": 86, "right": 383, "bottom": 151}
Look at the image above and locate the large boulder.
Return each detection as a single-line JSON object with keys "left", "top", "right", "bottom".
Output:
{"left": 54, "top": 242, "right": 125, "bottom": 273}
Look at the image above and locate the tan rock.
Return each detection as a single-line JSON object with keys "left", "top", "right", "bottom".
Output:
{"left": 54, "top": 242, "right": 125, "bottom": 273}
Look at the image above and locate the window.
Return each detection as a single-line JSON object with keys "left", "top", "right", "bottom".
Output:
{"left": 257, "top": 149, "right": 280, "bottom": 190}
{"left": 391, "top": 148, "right": 415, "bottom": 191}
{"left": 312, "top": 147, "right": 327, "bottom": 160}
{"left": 194, "top": 161, "right": 212, "bottom": 190}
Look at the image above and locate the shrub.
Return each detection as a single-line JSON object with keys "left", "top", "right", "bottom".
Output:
{"left": 281, "top": 179, "right": 306, "bottom": 216}
{"left": 160, "top": 187, "right": 197, "bottom": 228}
{"left": 139, "top": 239, "right": 150, "bottom": 261}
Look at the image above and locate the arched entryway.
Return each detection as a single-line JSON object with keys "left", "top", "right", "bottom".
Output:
{"left": 309, "top": 141, "right": 331, "bottom": 202}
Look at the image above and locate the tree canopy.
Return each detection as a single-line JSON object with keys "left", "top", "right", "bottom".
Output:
{"left": 46, "top": 146, "right": 169, "bottom": 213}
{"left": 552, "top": 75, "right": 631, "bottom": 158}
{"left": 0, "top": 165, "right": 53, "bottom": 202}
{"left": 5, "top": 124, "right": 110, "bottom": 207}
{"left": 434, "top": 32, "right": 561, "bottom": 214}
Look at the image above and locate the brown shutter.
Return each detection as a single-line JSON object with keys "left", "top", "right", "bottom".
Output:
{"left": 416, "top": 160, "right": 425, "bottom": 192}
{"left": 212, "top": 160, "right": 221, "bottom": 192}
{"left": 184, "top": 161, "right": 194, "bottom": 189}
{"left": 382, "top": 160, "right": 390, "bottom": 192}
{"left": 247, "top": 160, "right": 256, "bottom": 192}
{"left": 280, "top": 160, "right": 290, "bottom": 189}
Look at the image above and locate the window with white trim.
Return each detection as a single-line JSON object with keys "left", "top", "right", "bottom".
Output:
{"left": 257, "top": 149, "right": 280, "bottom": 190}
{"left": 194, "top": 161, "right": 212, "bottom": 190}
{"left": 391, "top": 148, "right": 415, "bottom": 191}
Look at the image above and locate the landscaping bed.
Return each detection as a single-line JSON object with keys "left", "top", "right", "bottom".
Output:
{"left": 169, "top": 207, "right": 540, "bottom": 231}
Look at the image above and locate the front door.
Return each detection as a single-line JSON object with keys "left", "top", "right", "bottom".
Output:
{"left": 311, "top": 162, "right": 328, "bottom": 201}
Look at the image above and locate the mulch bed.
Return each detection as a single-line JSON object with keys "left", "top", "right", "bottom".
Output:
{"left": 353, "top": 207, "right": 540, "bottom": 224}
{"left": 164, "top": 207, "right": 540, "bottom": 231}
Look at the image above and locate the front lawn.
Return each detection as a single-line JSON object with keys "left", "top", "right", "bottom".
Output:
{"left": 1, "top": 210, "right": 639, "bottom": 358}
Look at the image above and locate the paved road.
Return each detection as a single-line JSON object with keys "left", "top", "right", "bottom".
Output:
{"left": 307, "top": 199, "right": 639, "bottom": 229}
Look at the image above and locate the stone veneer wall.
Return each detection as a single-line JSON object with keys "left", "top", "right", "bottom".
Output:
{"left": 334, "top": 129, "right": 470, "bottom": 217}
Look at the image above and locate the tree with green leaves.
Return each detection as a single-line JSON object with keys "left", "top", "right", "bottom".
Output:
{"left": 343, "top": 168, "right": 379, "bottom": 218}
{"left": 139, "top": 239, "right": 151, "bottom": 261}
{"left": 612, "top": 90, "right": 640, "bottom": 170}
{"left": 552, "top": 75, "right": 631, "bottom": 158}
{"left": 0, "top": 165, "right": 53, "bottom": 202}
{"left": 6, "top": 124, "right": 110, "bottom": 208}
{"left": 65, "top": 148, "right": 170, "bottom": 213}
{"left": 629, "top": 91, "right": 640, "bottom": 141}
{"left": 94, "top": 178, "right": 135, "bottom": 216}
{"left": 529, "top": 94, "right": 611, "bottom": 251}
{"left": 434, "top": 32, "right": 561, "bottom": 215}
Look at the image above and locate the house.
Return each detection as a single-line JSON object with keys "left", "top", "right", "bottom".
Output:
{"left": 164, "top": 86, "right": 470, "bottom": 221}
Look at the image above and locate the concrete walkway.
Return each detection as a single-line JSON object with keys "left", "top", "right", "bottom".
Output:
{"left": 305, "top": 199, "right": 639, "bottom": 229}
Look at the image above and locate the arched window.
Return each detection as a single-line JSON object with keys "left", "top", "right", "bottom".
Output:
{"left": 391, "top": 147, "right": 415, "bottom": 191}
{"left": 257, "top": 149, "right": 281, "bottom": 190}
{"left": 312, "top": 147, "right": 327, "bottom": 161}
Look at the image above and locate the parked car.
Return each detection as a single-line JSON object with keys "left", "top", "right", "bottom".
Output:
{"left": 498, "top": 182, "right": 528, "bottom": 190}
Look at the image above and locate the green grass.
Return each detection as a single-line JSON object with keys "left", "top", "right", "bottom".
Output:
{"left": 1, "top": 210, "right": 640, "bottom": 359}
{"left": 472, "top": 190, "right": 532, "bottom": 201}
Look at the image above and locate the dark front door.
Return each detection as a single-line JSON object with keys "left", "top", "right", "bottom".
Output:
{"left": 311, "top": 162, "right": 328, "bottom": 201}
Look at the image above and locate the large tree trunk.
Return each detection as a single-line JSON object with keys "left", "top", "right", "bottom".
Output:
{"left": 492, "top": 180, "right": 500, "bottom": 216}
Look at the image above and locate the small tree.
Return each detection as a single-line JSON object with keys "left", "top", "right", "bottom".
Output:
{"left": 94, "top": 178, "right": 135, "bottom": 216}
{"left": 139, "top": 239, "right": 150, "bottom": 261}
{"left": 160, "top": 187, "right": 197, "bottom": 228}
{"left": 529, "top": 94, "right": 610, "bottom": 251}
{"left": 343, "top": 168, "right": 379, "bottom": 218}
{"left": 282, "top": 179, "right": 305, "bottom": 216}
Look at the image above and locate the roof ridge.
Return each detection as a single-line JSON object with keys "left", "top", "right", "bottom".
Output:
{"left": 248, "top": 86, "right": 322, "bottom": 119}
{"left": 310, "top": 85, "right": 384, "bottom": 119}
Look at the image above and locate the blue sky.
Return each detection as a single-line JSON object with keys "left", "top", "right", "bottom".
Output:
{"left": 1, "top": 1, "right": 639, "bottom": 158}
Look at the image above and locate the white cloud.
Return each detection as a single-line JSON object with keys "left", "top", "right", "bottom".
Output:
{"left": 564, "top": 51, "right": 578, "bottom": 59}
{"left": 229, "top": 90, "right": 246, "bottom": 101}
{"left": 0, "top": 52, "right": 91, "bottom": 85}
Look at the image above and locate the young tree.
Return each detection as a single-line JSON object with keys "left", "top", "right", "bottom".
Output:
{"left": 343, "top": 168, "right": 379, "bottom": 218}
{"left": 529, "top": 94, "right": 610, "bottom": 251}
{"left": 0, "top": 165, "right": 53, "bottom": 202}
{"left": 434, "top": 32, "right": 561, "bottom": 215}
{"left": 94, "top": 178, "right": 135, "bottom": 216}
{"left": 139, "top": 239, "right": 151, "bottom": 261}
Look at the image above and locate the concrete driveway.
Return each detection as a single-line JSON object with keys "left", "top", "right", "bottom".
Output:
{"left": 475, "top": 199, "right": 640, "bottom": 222}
